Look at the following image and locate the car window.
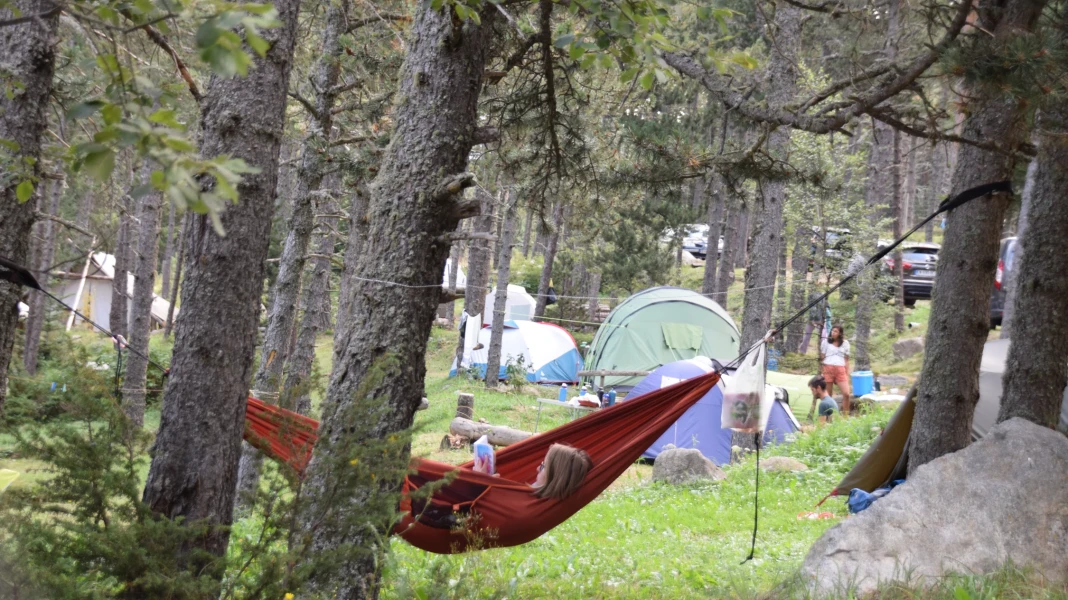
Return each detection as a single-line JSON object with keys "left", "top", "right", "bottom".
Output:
{"left": 1004, "top": 239, "right": 1017, "bottom": 270}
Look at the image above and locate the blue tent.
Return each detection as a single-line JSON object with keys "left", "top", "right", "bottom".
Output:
{"left": 626, "top": 358, "right": 801, "bottom": 465}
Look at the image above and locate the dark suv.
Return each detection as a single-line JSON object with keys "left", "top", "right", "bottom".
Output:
{"left": 989, "top": 237, "right": 1018, "bottom": 328}
{"left": 882, "top": 242, "right": 940, "bottom": 307}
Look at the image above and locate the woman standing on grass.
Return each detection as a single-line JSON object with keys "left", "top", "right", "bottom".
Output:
{"left": 820, "top": 324, "right": 851, "bottom": 415}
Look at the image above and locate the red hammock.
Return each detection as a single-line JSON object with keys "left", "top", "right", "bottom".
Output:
{"left": 243, "top": 371, "right": 721, "bottom": 554}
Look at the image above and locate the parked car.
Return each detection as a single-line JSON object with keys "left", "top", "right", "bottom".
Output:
{"left": 881, "top": 242, "right": 940, "bottom": 307}
{"left": 809, "top": 227, "right": 853, "bottom": 269}
{"left": 674, "top": 223, "right": 724, "bottom": 260}
{"left": 989, "top": 237, "right": 1018, "bottom": 328}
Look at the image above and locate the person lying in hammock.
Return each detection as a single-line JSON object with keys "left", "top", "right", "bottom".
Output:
{"left": 532, "top": 444, "right": 593, "bottom": 499}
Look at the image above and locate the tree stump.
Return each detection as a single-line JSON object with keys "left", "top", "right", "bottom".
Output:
{"left": 455, "top": 392, "right": 474, "bottom": 419}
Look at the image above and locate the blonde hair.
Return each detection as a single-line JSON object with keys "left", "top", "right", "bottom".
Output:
{"left": 534, "top": 444, "right": 592, "bottom": 500}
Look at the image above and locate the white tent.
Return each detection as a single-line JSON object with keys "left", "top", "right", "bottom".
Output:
{"left": 483, "top": 284, "right": 535, "bottom": 327}
{"left": 451, "top": 320, "right": 582, "bottom": 383}
{"left": 49, "top": 252, "right": 175, "bottom": 331}
{"left": 442, "top": 258, "right": 467, "bottom": 290}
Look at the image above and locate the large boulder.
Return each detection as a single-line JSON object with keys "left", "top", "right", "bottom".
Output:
{"left": 652, "top": 446, "right": 725, "bottom": 484}
{"left": 800, "top": 418, "right": 1068, "bottom": 597}
{"left": 760, "top": 456, "right": 808, "bottom": 472}
{"left": 892, "top": 337, "right": 924, "bottom": 361}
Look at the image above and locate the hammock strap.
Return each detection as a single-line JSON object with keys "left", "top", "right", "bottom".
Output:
{"left": 742, "top": 431, "right": 761, "bottom": 564}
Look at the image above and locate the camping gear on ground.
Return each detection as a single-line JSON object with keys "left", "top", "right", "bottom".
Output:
{"left": 722, "top": 344, "right": 770, "bottom": 433}
{"left": 472, "top": 435, "right": 495, "bottom": 475}
{"left": 827, "top": 339, "right": 1068, "bottom": 501}
{"left": 626, "top": 358, "right": 800, "bottom": 465}
{"left": 450, "top": 320, "right": 582, "bottom": 384}
{"left": 483, "top": 284, "right": 536, "bottom": 327}
{"left": 596, "top": 387, "right": 604, "bottom": 406}
{"left": 243, "top": 370, "right": 724, "bottom": 554}
{"left": 558, "top": 383, "right": 568, "bottom": 402}
{"left": 767, "top": 349, "right": 780, "bottom": 372}
{"left": 606, "top": 388, "right": 617, "bottom": 407}
{"left": 851, "top": 371, "right": 874, "bottom": 397}
{"left": 584, "top": 286, "right": 740, "bottom": 390}
{"left": 847, "top": 480, "right": 903, "bottom": 514}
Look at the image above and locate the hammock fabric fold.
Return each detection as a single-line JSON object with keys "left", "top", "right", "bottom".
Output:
{"left": 243, "top": 371, "right": 721, "bottom": 554}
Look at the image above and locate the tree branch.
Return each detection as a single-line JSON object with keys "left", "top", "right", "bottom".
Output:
{"left": 778, "top": 0, "right": 863, "bottom": 17}
{"left": 435, "top": 231, "right": 497, "bottom": 244}
{"left": 36, "top": 211, "right": 94, "bottom": 238}
{"left": 0, "top": 5, "right": 61, "bottom": 28}
{"left": 868, "top": 108, "right": 1035, "bottom": 157}
{"left": 473, "top": 126, "right": 499, "bottom": 145}
{"left": 346, "top": 12, "right": 410, "bottom": 32}
{"left": 119, "top": 10, "right": 203, "bottom": 102}
{"left": 329, "top": 135, "right": 369, "bottom": 146}
{"left": 434, "top": 173, "right": 476, "bottom": 204}
{"left": 663, "top": 0, "right": 973, "bottom": 135}
{"left": 289, "top": 91, "right": 318, "bottom": 118}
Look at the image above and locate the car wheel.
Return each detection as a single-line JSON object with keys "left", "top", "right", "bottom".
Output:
{"left": 904, "top": 298, "right": 916, "bottom": 308}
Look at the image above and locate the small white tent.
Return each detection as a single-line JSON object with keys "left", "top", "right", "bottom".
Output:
{"left": 483, "top": 284, "right": 535, "bottom": 327}
{"left": 451, "top": 320, "right": 582, "bottom": 383}
{"left": 50, "top": 252, "right": 175, "bottom": 331}
{"left": 442, "top": 258, "right": 467, "bottom": 290}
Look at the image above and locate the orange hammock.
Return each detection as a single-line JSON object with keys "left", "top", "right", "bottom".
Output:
{"left": 243, "top": 371, "right": 720, "bottom": 554}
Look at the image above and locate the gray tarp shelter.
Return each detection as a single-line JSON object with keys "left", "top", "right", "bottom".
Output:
{"left": 831, "top": 339, "right": 1068, "bottom": 497}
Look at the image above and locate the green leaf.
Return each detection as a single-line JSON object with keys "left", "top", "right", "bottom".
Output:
{"left": 101, "top": 103, "right": 122, "bottom": 125}
{"left": 83, "top": 149, "right": 116, "bottom": 182}
{"left": 569, "top": 45, "right": 586, "bottom": 61}
{"left": 953, "top": 587, "right": 973, "bottom": 600}
{"left": 729, "top": 52, "right": 758, "bottom": 70}
{"left": 162, "top": 137, "right": 196, "bottom": 152}
{"left": 93, "top": 129, "right": 119, "bottom": 144}
{"left": 697, "top": 6, "right": 711, "bottom": 20}
{"left": 68, "top": 100, "right": 105, "bottom": 120}
{"left": 554, "top": 34, "right": 575, "bottom": 49}
{"left": 245, "top": 31, "right": 270, "bottom": 57}
{"left": 15, "top": 180, "right": 33, "bottom": 202}
{"left": 580, "top": 53, "right": 598, "bottom": 69}
{"left": 150, "top": 170, "right": 166, "bottom": 189}
{"left": 621, "top": 67, "right": 640, "bottom": 82}
{"left": 639, "top": 70, "right": 654, "bottom": 90}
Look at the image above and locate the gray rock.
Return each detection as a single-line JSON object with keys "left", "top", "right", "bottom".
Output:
{"left": 799, "top": 418, "right": 1068, "bottom": 597}
{"left": 760, "top": 456, "right": 808, "bottom": 472}
{"left": 652, "top": 447, "right": 725, "bottom": 485}
{"left": 892, "top": 337, "right": 925, "bottom": 361}
{"left": 876, "top": 374, "right": 910, "bottom": 389}
{"left": 417, "top": 397, "right": 429, "bottom": 411}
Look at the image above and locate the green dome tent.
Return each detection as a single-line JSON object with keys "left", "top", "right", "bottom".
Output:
{"left": 584, "top": 287, "right": 740, "bottom": 390}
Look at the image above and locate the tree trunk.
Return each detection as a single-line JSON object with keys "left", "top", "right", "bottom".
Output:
{"left": 161, "top": 198, "right": 176, "bottom": 300}
{"left": 773, "top": 234, "right": 789, "bottom": 352}
{"left": 284, "top": 191, "right": 340, "bottom": 417}
{"left": 908, "top": 0, "right": 1045, "bottom": 474}
{"left": 522, "top": 205, "right": 534, "bottom": 258}
{"left": 141, "top": 0, "right": 301, "bottom": 572}
{"left": 449, "top": 417, "right": 531, "bottom": 446}
{"left": 854, "top": 119, "right": 894, "bottom": 371}
{"left": 0, "top": 0, "right": 58, "bottom": 413}
{"left": 485, "top": 201, "right": 515, "bottom": 388}
{"left": 998, "top": 102, "right": 1068, "bottom": 427}
{"left": 701, "top": 173, "right": 724, "bottom": 296}
{"left": 785, "top": 233, "right": 811, "bottom": 353}
{"left": 335, "top": 185, "right": 370, "bottom": 337}
{"left": 587, "top": 271, "right": 601, "bottom": 324}
{"left": 454, "top": 190, "right": 494, "bottom": 368}
{"left": 491, "top": 196, "right": 505, "bottom": 272}
{"left": 534, "top": 201, "right": 562, "bottom": 318}
{"left": 109, "top": 182, "right": 131, "bottom": 338}
{"left": 23, "top": 178, "right": 62, "bottom": 375}
{"left": 445, "top": 223, "right": 461, "bottom": 327}
{"left": 294, "top": 6, "right": 498, "bottom": 595}
{"left": 734, "top": 209, "right": 749, "bottom": 270}
{"left": 164, "top": 214, "right": 185, "bottom": 339}
{"left": 891, "top": 130, "right": 905, "bottom": 333}
{"left": 715, "top": 202, "right": 739, "bottom": 309}
{"left": 122, "top": 165, "right": 162, "bottom": 427}
{"left": 739, "top": 0, "right": 800, "bottom": 352}
{"left": 925, "top": 141, "right": 948, "bottom": 242}
{"left": 999, "top": 153, "right": 1035, "bottom": 339}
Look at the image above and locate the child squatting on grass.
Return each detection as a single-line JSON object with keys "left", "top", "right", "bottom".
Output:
{"left": 808, "top": 375, "right": 838, "bottom": 424}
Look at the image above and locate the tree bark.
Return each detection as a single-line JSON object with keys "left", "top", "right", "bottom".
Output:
{"left": 785, "top": 233, "right": 811, "bottom": 353}
{"left": 0, "top": 0, "right": 59, "bottom": 413}
{"left": 161, "top": 198, "right": 176, "bottom": 300}
{"left": 739, "top": 3, "right": 799, "bottom": 350}
{"left": 164, "top": 214, "right": 185, "bottom": 339}
{"left": 908, "top": 0, "right": 1045, "bottom": 474}
{"left": 335, "top": 185, "right": 370, "bottom": 337}
{"left": 294, "top": 6, "right": 498, "bottom": 595}
{"left": 534, "top": 200, "right": 562, "bottom": 318}
{"left": 925, "top": 141, "right": 948, "bottom": 242}
{"left": 23, "top": 178, "right": 62, "bottom": 375}
{"left": 122, "top": 165, "right": 162, "bottom": 427}
{"left": 734, "top": 208, "right": 749, "bottom": 270}
{"left": 891, "top": 130, "right": 905, "bottom": 333}
{"left": 999, "top": 153, "right": 1035, "bottom": 339}
{"left": 521, "top": 205, "right": 534, "bottom": 258}
{"left": 450, "top": 417, "right": 530, "bottom": 446}
{"left": 485, "top": 200, "right": 515, "bottom": 388}
{"left": 141, "top": 0, "right": 301, "bottom": 571}
{"left": 715, "top": 202, "right": 739, "bottom": 309}
{"left": 109, "top": 167, "right": 133, "bottom": 338}
{"left": 587, "top": 271, "right": 601, "bottom": 324}
{"left": 998, "top": 102, "right": 1068, "bottom": 427}
{"left": 445, "top": 223, "right": 461, "bottom": 327}
{"left": 854, "top": 122, "right": 895, "bottom": 371}
{"left": 701, "top": 173, "right": 724, "bottom": 296}
{"left": 284, "top": 189, "right": 341, "bottom": 417}
{"left": 773, "top": 233, "right": 789, "bottom": 352}
{"left": 454, "top": 190, "right": 494, "bottom": 368}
